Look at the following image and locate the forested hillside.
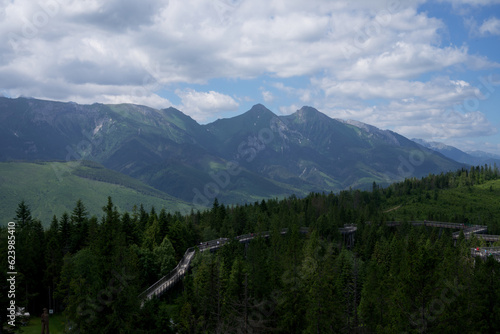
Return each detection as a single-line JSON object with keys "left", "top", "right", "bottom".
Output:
{"left": 0, "top": 161, "right": 194, "bottom": 224}
{"left": 1, "top": 166, "right": 499, "bottom": 333}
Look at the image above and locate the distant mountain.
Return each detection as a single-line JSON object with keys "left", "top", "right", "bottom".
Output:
{"left": 0, "top": 97, "right": 465, "bottom": 210}
{"left": 413, "top": 139, "right": 500, "bottom": 166}
{"left": 466, "top": 150, "right": 500, "bottom": 165}
{"left": 0, "top": 98, "right": 300, "bottom": 207}
{"left": 205, "top": 104, "right": 463, "bottom": 191}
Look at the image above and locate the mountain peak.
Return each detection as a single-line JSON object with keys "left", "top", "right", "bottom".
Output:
{"left": 246, "top": 104, "right": 276, "bottom": 118}
{"left": 203, "top": 104, "right": 278, "bottom": 142}
{"left": 233, "top": 104, "right": 278, "bottom": 125}
{"left": 291, "top": 106, "right": 330, "bottom": 123}
{"left": 298, "top": 106, "right": 320, "bottom": 114}
{"left": 252, "top": 103, "right": 267, "bottom": 110}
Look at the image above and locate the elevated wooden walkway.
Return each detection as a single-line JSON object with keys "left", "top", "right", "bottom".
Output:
{"left": 471, "top": 247, "right": 500, "bottom": 262}
{"left": 139, "top": 221, "right": 498, "bottom": 304}
{"left": 139, "top": 226, "right": 356, "bottom": 303}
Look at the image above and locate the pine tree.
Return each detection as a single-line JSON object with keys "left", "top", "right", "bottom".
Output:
{"left": 121, "top": 212, "right": 136, "bottom": 245}
{"left": 70, "top": 199, "right": 88, "bottom": 252}
{"left": 359, "top": 239, "right": 393, "bottom": 331}
{"left": 142, "top": 217, "right": 161, "bottom": 250}
{"left": 14, "top": 202, "right": 46, "bottom": 313}
{"left": 301, "top": 232, "right": 341, "bottom": 333}
{"left": 247, "top": 236, "right": 271, "bottom": 298}
{"left": 59, "top": 212, "right": 72, "bottom": 255}
{"left": 192, "top": 253, "right": 225, "bottom": 332}
{"left": 14, "top": 200, "right": 32, "bottom": 228}
{"left": 277, "top": 224, "right": 305, "bottom": 333}
{"left": 153, "top": 235, "right": 176, "bottom": 277}
{"left": 158, "top": 208, "right": 169, "bottom": 240}
{"left": 44, "top": 218, "right": 63, "bottom": 313}
{"left": 168, "top": 219, "right": 188, "bottom": 259}
{"left": 59, "top": 197, "right": 140, "bottom": 333}
{"left": 468, "top": 256, "right": 500, "bottom": 332}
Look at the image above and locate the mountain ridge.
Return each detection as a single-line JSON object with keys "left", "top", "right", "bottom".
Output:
{"left": 0, "top": 97, "right": 465, "bottom": 207}
{"left": 413, "top": 138, "right": 500, "bottom": 166}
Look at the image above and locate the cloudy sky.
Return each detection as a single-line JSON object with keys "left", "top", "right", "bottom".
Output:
{"left": 1, "top": 0, "right": 500, "bottom": 154}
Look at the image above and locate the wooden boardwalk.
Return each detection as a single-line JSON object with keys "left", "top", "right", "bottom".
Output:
{"left": 380, "top": 220, "right": 499, "bottom": 241}
{"left": 139, "top": 221, "right": 498, "bottom": 304}
{"left": 139, "top": 229, "right": 302, "bottom": 304}
{"left": 380, "top": 221, "right": 500, "bottom": 261}
{"left": 471, "top": 247, "right": 500, "bottom": 262}
{"left": 139, "top": 227, "right": 355, "bottom": 303}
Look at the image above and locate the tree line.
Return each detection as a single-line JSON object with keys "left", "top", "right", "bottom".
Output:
{"left": 1, "top": 165, "right": 499, "bottom": 332}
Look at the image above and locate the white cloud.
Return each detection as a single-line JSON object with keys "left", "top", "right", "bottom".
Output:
{"left": 0, "top": 0, "right": 498, "bottom": 145}
{"left": 338, "top": 43, "right": 470, "bottom": 80}
{"left": 439, "top": 0, "right": 500, "bottom": 6}
{"left": 315, "top": 77, "right": 480, "bottom": 102}
{"left": 278, "top": 104, "right": 301, "bottom": 115}
{"left": 175, "top": 88, "right": 239, "bottom": 122}
{"left": 319, "top": 98, "right": 498, "bottom": 141}
{"left": 2, "top": 0, "right": 474, "bottom": 93}
{"left": 466, "top": 16, "right": 500, "bottom": 37}
{"left": 1, "top": 0, "right": 493, "bottom": 88}
{"left": 272, "top": 82, "right": 314, "bottom": 103}
{"left": 394, "top": 110, "right": 497, "bottom": 140}
{"left": 309, "top": 75, "right": 498, "bottom": 141}
{"left": 261, "top": 90, "right": 274, "bottom": 103}
{"left": 479, "top": 17, "right": 500, "bottom": 35}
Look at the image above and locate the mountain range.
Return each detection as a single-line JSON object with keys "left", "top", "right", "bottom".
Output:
{"left": 0, "top": 97, "right": 466, "bottom": 223}
{"left": 412, "top": 138, "right": 500, "bottom": 166}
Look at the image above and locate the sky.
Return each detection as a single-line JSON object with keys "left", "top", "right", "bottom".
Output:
{"left": 1, "top": 0, "right": 500, "bottom": 154}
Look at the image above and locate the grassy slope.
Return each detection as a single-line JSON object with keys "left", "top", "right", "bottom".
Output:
{"left": 381, "top": 179, "right": 500, "bottom": 234}
{"left": 0, "top": 162, "right": 196, "bottom": 227}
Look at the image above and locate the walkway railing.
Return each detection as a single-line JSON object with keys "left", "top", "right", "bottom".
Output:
{"left": 471, "top": 247, "right": 500, "bottom": 262}
{"left": 139, "top": 229, "right": 290, "bottom": 303}
{"left": 452, "top": 225, "right": 488, "bottom": 239}
{"left": 140, "top": 221, "right": 499, "bottom": 304}
{"left": 139, "top": 247, "right": 195, "bottom": 303}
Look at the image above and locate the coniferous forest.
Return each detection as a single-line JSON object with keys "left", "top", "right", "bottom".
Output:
{"left": 2, "top": 166, "right": 500, "bottom": 333}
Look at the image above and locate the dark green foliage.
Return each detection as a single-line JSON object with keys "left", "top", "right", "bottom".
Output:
{"left": 13, "top": 202, "right": 46, "bottom": 313}
{"left": 2, "top": 167, "right": 500, "bottom": 332}
{"left": 468, "top": 256, "right": 500, "bottom": 332}
{"left": 57, "top": 197, "right": 141, "bottom": 333}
